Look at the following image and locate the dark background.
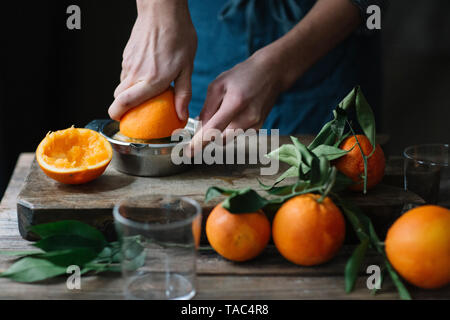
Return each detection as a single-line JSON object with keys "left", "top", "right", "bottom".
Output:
{"left": 1, "top": 0, "right": 450, "bottom": 198}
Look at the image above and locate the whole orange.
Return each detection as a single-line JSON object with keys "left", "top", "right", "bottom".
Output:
{"left": 335, "top": 134, "right": 385, "bottom": 191}
{"left": 272, "top": 194, "right": 345, "bottom": 266}
{"left": 119, "top": 87, "right": 188, "bottom": 140}
{"left": 385, "top": 205, "right": 450, "bottom": 289}
{"left": 36, "top": 127, "right": 112, "bottom": 184}
{"left": 206, "top": 203, "right": 271, "bottom": 262}
{"left": 192, "top": 213, "right": 202, "bottom": 249}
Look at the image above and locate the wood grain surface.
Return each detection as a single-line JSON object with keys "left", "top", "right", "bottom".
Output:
{"left": 2, "top": 153, "right": 449, "bottom": 300}
{"left": 16, "top": 133, "right": 421, "bottom": 242}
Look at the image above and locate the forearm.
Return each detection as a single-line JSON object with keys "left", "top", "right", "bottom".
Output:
{"left": 136, "top": 0, "right": 190, "bottom": 21}
{"left": 109, "top": 0, "right": 196, "bottom": 121}
{"left": 258, "top": 0, "right": 361, "bottom": 91}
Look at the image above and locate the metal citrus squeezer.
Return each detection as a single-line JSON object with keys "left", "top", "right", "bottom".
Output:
{"left": 85, "top": 118, "right": 198, "bottom": 177}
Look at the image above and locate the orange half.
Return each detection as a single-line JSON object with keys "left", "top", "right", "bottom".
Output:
{"left": 36, "top": 127, "right": 113, "bottom": 184}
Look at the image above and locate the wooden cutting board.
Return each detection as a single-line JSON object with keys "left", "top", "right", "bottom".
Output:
{"left": 17, "top": 136, "right": 423, "bottom": 243}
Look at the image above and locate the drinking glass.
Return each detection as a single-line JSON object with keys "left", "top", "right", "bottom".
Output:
{"left": 113, "top": 194, "right": 202, "bottom": 300}
{"left": 403, "top": 144, "right": 450, "bottom": 206}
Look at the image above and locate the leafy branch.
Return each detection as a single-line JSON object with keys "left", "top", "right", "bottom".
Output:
{"left": 0, "top": 221, "right": 144, "bottom": 282}
{"left": 205, "top": 86, "right": 411, "bottom": 299}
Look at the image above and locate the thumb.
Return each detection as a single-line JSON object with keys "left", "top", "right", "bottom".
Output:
{"left": 174, "top": 68, "right": 192, "bottom": 121}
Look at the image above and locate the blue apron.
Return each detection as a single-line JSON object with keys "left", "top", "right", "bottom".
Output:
{"left": 188, "top": 0, "right": 358, "bottom": 134}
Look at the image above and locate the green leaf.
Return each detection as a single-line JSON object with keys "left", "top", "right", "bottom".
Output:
{"left": 35, "top": 248, "right": 98, "bottom": 267}
{"left": 122, "top": 236, "right": 144, "bottom": 260}
{"left": 111, "top": 250, "right": 122, "bottom": 264}
{"left": 331, "top": 107, "right": 347, "bottom": 141}
{"left": 318, "top": 166, "right": 337, "bottom": 202}
{"left": 34, "top": 235, "right": 105, "bottom": 253}
{"left": 291, "top": 136, "right": 316, "bottom": 167}
{"left": 309, "top": 157, "right": 321, "bottom": 185}
{"left": 205, "top": 186, "right": 225, "bottom": 203}
{"left": 382, "top": 258, "right": 412, "bottom": 300}
{"left": 0, "top": 250, "right": 42, "bottom": 257}
{"left": 222, "top": 189, "right": 269, "bottom": 214}
{"left": 345, "top": 238, "right": 369, "bottom": 293}
{"left": 334, "top": 196, "right": 369, "bottom": 242}
{"left": 358, "top": 215, "right": 412, "bottom": 300}
{"left": 265, "top": 181, "right": 309, "bottom": 196}
{"left": 205, "top": 186, "right": 236, "bottom": 203}
{"left": 30, "top": 220, "right": 106, "bottom": 245}
{"left": 0, "top": 257, "right": 66, "bottom": 283}
{"left": 84, "top": 264, "right": 121, "bottom": 274}
{"left": 205, "top": 187, "right": 271, "bottom": 214}
{"left": 312, "top": 145, "right": 349, "bottom": 161}
{"left": 266, "top": 144, "right": 300, "bottom": 167}
{"left": 298, "top": 163, "right": 307, "bottom": 181}
{"left": 334, "top": 131, "right": 351, "bottom": 148}
{"left": 346, "top": 122, "right": 369, "bottom": 194}
{"left": 124, "top": 253, "right": 145, "bottom": 272}
{"left": 103, "top": 265, "right": 121, "bottom": 273}
{"left": 354, "top": 86, "right": 376, "bottom": 150}
{"left": 120, "top": 236, "right": 146, "bottom": 272}
{"left": 81, "top": 244, "right": 122, "bottom": 274}
{"left": 338, "top": 87, "right": 357, "bottom": 112}
{"left": 332, "top": 172, "right": 354, "bottom": 192}
{"left": 257, "top": 179, "right": 275, "bottom": 190}
{"left": 93, "top": 246, "right": 121, "bottom": 264}
{"left": 96, "top": 246, "right": 113, "bottom": 260}
{"left": 334, "top": 195, "right": 412, "bottom": 300}
{"left": 319, "top": 157, "right": 331, "bottom": 186}
{"left": 271, "top": 185, "right": 324, "bottom": 204}
{"left": 274, "top": 166, "right": 299, "bottom": 183}
{"left": 258, "top": 165, "right": 299, "bottom": 191}
{"left": 308, "top": 121, "right": 335, "bottom": 149}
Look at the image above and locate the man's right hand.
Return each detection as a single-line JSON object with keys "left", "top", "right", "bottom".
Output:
{"left": 108, "top": 0, "right": 197, "bottom": 122}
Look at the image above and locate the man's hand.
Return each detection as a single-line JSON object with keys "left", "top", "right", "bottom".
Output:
{"left": 108, "top": 0, "right": 197, "bottom": 121}
{"left": 190, "top": 50, "right": 285, "bottom": 152}
{"left": 190, "top": 0, "right": 360, "bottom": 153}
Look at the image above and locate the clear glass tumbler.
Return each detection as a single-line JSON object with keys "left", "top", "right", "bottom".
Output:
{"left": 403, "top": 144, "right": 450, "bottom": 206}
{"left": 113, "top": 194, "right": 202, "bottom": 300}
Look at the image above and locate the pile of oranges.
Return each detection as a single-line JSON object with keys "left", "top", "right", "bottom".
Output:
{"left": 206, "top": 137, "right": 450, "bottom": 290}
{"left": 206, "top": 193, "right": 346, "bottom": 267}
{"left": 206, "top": 197, "right": 450, "bottom": 290}
{"left": 205, "top": 134, "right": 385, "bottom": 267}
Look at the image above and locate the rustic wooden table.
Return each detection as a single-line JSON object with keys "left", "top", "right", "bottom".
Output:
{"left": 1, "top": 153, "right": 449, "bottom": 299}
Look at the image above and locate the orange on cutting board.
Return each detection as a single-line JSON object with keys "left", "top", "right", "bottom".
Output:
{"left": 272, "top": 193, "right": 346, "bottom": 266}
{"left": 119, "top": 87, "right": 188, "bottom": 140}
{"left": 36, "top": 127, "right": 112, "bottom": 184}
{"left": 206, "top": 203, "right": 271, "bottom": 262}
{"left": 335, "top": 134, "right": 385, "bottom": 191}
{"left": 385, "top": 205, "right": 450, "bottom": 289}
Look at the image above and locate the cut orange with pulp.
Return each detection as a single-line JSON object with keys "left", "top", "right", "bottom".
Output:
{"left": 36, "top": 127, "right": 113, "bottom": 184}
